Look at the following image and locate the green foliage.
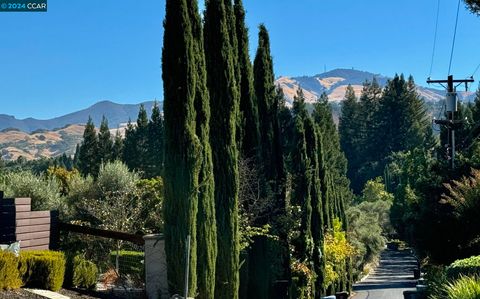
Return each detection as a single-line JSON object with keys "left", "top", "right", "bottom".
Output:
{"left": 339, "top": 76, "right": 432, "bottom": 194}
{"left": 424, "top": 265, "right": 449, "bottom": 299}
{"left": 78, "top": 117, "right": 99, "bottom": 176}
{"left": 163, "top": 0, "right": 217, "bottom": 297}
{"left": 324, "top": 219, "right": 355, "bottom": 291}
{"left": 109, "top": 251, "right": 144, "bottom": 278}
{"left": 360, "top": 177, "right": 394, "bottom": 203}
{"left": 204, "top": 0, "right": 240, "bottom": 297}
{"left": 19, "top": 251, "right": 66, "bottom": 291}
{"left": 72, "top": 255, "right": 98, "bottom": 289}
{"left": 290, "top": 260, "right": 315, "bottom": 299}
{"left": 445, "top": 276, "right": 480, "bottom": 299}
{"left": 0, "top": 170, "right": 64, "bottom": 211}
{"left": 97, "top": 116, "right": 113, "bottom": 164}
{"left": 234, "top": 0, "right": 260, "bottom": 160}
{"left": 0, "top": 251, "right": 22, "bottom": 290}
{"left": 447, "top": 256, "right": 480, "bottom": 279}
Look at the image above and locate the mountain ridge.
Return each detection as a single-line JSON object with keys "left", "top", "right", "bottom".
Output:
{"left": 275, "top": 68, "right": 475, "bottom": 105}
{"left": 0, "top": 100, "right": 159, "bottom": 133}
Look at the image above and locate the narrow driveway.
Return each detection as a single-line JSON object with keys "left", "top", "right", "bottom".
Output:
{"left": 352, "top": 248, "right": 417, "bottom": 299}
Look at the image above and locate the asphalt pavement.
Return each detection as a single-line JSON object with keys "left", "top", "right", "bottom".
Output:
{"left": 351, "top": 249, "right": 418, "bottom": 299}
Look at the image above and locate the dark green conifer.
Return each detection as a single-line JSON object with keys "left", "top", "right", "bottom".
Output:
{"left": 162, "top": 0, "right": 202, "bottom": 295}
{"left": 234, "top": 0, "right": 260, "bottom": 159}
{"left": 146, "top": 102, "right": 164, "bottom": 177}
{"left": 78, "top": 117, "right": 99, "bottom": 176}
{"left": 112, "top": 129, "right": 123, "bottom": 161}
{"left": 339, "top": 85, "right": 361, "bottom": 188}
{"left": 204, "top": 0, "right": 240, "bottom": 297}
{"left": 122, "top": 119, "right": 136, "bottom": 168}
{"left": 188, "top": 1, "right": 217, "bottom": 297}
{"left": 97, "top": 116, "right": 113, "bottom": 164}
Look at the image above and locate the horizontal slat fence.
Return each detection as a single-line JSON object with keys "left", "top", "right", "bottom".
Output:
{"left": 0, "top": 192, "right": 57, "bottom": 250}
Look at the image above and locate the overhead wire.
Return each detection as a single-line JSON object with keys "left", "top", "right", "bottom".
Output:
{"left": 448, "top": 0, "right": 462, "bottom": 75}
{"left": 471, "top": 62, "right": 480, "bottom": 77}
{"left": 429, "top": 0, "right": 441, "bottom": 78}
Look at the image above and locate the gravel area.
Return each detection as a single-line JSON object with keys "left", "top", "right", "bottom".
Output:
{"left": 0, "top": 289, "right": 44, "bottom": 299}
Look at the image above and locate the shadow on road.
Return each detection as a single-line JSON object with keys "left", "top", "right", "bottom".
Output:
{"left": 352, "top": 248, "right": 417, "bottom": 299}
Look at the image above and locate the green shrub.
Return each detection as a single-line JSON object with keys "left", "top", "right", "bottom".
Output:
{"left": 109, "top": 250, "right": 144, "bottom": 277}
{"left": 19, "top": 250, "right": 66, "bottom": 291}
{"left": 424, "top": 265, "right": 448, "bottom": 299}
{"left": 445, "top": 275, "right": 480, "bottom": 299}
{"left": 0, "top": 251, "right": 22, "bottom": 290}
{"left": 72, "top": 255, "right": 98, "bottom": 289}
{"left": 447, "top": 256, "right": 480, "bottom": 279}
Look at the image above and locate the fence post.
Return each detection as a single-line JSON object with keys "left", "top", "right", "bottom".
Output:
{"left": 143, "top": 234, "right": 168, "bottom": 299}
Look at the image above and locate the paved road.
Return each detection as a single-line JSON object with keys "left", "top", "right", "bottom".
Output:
{"left": 352, "top": 249, "right": 418, "bottom": 299}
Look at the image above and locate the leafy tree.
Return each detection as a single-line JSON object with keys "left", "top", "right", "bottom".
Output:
{"left": 0, "top": 170, "right": 64, "bottom": 212}
{"left": 204, "top": 0, "right": 241, "bottom": 297}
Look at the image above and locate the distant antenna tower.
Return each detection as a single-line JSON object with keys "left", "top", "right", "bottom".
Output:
{"left": 324, "top": 64, "right": 326, "bottom": 73}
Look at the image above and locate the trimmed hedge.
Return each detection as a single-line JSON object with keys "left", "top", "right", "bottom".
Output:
{"left": 447, "top": 255, "right": 480, "bottom": 279}
{"left": 0, "top": 250, "right": 66, "bottom": 291}
{"left": 72, "top": 255, "right": 98, "bottom": 289}
{"left": 0, "top": 251, "right": 22, "bottom": 290}
{"left": 19, "top": 251, "right": 66, "bottom": 291}
{"left": 109, "top": 250, "right": 144, "bottom": 277}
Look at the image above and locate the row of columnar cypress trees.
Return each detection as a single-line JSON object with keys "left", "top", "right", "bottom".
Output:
{"left": 162, "top": 0, "right": 352, "bottom": 298}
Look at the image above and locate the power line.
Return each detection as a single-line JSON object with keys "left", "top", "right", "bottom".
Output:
{"left": 472, "top": 62, "right": 480, "bottom": 77}
{"left": 429, "top": 0, "right": 441, "bottom": 77}
{"left": 448, "top": 0, "right": 461, "bottom": 75}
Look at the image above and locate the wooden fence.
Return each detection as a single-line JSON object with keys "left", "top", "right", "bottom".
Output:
{"left": 0, "top": 192, "right": 58, "bottom": 250}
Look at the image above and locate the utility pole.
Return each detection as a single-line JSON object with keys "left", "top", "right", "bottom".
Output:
{"left": 427, "top": 75, "right": 474, "bottom": 169}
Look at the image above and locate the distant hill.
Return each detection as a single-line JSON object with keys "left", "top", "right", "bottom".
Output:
{"left": 0, "top": 124, "right": 85, "bottom": 161}
{"left": 0, "top": 124, "right": 127, "bottom": 161}
{"left": 0, "top": 100, "right": 160, "bottom": 133}
{"left": 275, "top": 68, "right": 475, "bottom": 105}
{"left": 0, "top": 68, "right": 476, "bottom": 161}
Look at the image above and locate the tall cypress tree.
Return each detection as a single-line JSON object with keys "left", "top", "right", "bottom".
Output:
{"left": 97, "top": 116, "right": 113, "bottom": 165}
{"left": 188, "top": 1, "right": 217, "bottom": 298}
{"left": 290, "top": 89, "right": 315, "bottom": 294}
{"left": 163, "top": 0, "right": 202, "bottom": 295}
{"left": 204, "top": 0, "right": 240, "bottom": 298}
{"left": 78, "top": 117, "right": 99, "bottom": 176}
{"left": 234, "top": 0, "right": 260, "bottom": 159}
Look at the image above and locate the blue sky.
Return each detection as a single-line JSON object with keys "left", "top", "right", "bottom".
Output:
{"left": 1, "top": 0, "right": 480, "bottom": 119}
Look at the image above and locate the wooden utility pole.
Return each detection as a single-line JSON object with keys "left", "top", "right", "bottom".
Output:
{"left": 427, "top": 75, "right": 474, "bottom": 169}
